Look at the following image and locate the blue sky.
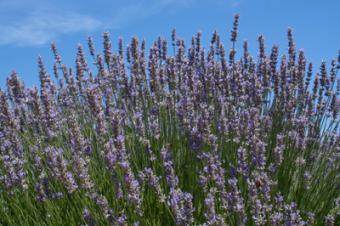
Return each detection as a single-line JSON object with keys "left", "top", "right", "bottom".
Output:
{"left": 0, "top": 0, "right": 339, "bottom": 88}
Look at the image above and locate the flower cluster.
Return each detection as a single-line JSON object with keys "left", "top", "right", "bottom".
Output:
{"left": 0, "top": 14, "right": 339, "bottom": 225}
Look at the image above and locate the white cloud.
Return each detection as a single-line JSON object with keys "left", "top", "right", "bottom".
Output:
{"left": 0, "top": 0, "right": 102, "bottom": 46}
{"left": 0, "top": 12, "right": 101, "bottom": 46}
{"left": 0, "top": 0, "right": 230, "bottom": 46}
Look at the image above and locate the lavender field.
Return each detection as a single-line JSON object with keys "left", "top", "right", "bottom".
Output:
{"left": 0, "top": 14, "right": 339, "bottom": 225}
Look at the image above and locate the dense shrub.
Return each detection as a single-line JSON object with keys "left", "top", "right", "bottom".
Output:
{"left": 0, "top": 15, "right": 339, "bottom": 225}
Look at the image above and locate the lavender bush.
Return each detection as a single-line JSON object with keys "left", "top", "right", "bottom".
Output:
{"left": 0, "top": 15, "right": 339, "bottom": 225}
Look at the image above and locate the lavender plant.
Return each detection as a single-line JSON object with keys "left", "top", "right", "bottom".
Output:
{"left": 0, "top": 14, "right": 339, "bottom": 226}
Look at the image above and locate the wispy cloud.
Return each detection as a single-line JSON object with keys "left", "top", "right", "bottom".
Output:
{"left": 0, "top": 0, "right": 102, "bottom": 46}
{"left": 0, "top": 12, "right": 101, "bottom": 46}
{"left": 0, "top": 0, "right": 230, "bottom": 47}
{"left": 0, "top": 0, "right": 195, "bottom": 46}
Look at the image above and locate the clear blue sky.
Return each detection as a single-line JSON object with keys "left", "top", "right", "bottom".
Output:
{"left": 0, "top": 0, "right": 339, "bottom": 88}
